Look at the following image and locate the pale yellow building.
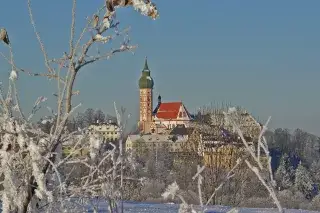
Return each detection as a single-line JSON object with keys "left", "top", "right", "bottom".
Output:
{"left": 125, "top": 134, "right": 189, "bottom": 153}
{"left": 87, "top": 120, "right": 120, "bottom": 142}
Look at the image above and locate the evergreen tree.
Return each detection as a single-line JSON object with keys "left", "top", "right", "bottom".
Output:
{"left": 275, "top": 153, "right": 294, "bottom": 190}
{"left": 294, "top": 161, "right": 314, "bottom": 198}
{"left": 310, "top": 161, "right": 320, "bottom": 186}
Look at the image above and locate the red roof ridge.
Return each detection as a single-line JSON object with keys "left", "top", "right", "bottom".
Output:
{"left": 161, "top": 101, "right": 182, "bottom": 104}
{"left": 155, "top": 101, "right": 185, "bottom": 119}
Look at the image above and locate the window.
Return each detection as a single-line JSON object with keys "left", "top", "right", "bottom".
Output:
{"left": 179, "top": 112, "right": 182, "bottom": 117}
{"left": 183, "top": 112, "right": 186, "bottom": 117}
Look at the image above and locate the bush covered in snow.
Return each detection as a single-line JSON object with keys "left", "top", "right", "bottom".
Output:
{"left": 0, "top": 0, "right": 159, "bottom": 212}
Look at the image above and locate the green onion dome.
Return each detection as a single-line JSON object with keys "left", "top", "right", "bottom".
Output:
{"left": 139, "top": 57, "right": 154, "bottom": 89}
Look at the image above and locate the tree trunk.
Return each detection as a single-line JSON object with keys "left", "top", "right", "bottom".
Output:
{"left": 65, "top": 70, "right": 77, "bottom": 114}
{"left": 20, "top": 176, "right": 35, "bottom": 213}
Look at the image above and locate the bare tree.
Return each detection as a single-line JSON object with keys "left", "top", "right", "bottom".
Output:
{"left": 94, "top": 109, "right": 106, "bottom": 123}
{"left": 0, "top": 0, "right": 159, "bottom": 212}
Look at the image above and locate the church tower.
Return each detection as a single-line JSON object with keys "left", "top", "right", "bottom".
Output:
{"left": 138, "top": 57, "right": 154, "bottom": 133}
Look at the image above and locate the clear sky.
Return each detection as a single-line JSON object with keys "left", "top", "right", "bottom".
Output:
{"left": 0, "top": 1, "right": 319, "bottom": 135}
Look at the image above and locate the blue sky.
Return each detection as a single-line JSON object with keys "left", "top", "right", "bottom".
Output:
{"left": 0, "top": 1, "right": 320, "bottom": 134}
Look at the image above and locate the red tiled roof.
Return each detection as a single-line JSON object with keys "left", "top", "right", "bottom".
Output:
{"left": 156, "top": 102, "right": 182, "bottom": 119}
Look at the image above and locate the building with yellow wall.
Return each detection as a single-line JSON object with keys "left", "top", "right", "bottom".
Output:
{"left": 87, "top": 120, "right": 120, "bottom": 142}
{"left": 125, "top": 134, "right": 189, "bottom": 153}
{"left": 188, "top": 107, "right": 263, "bottom": 169}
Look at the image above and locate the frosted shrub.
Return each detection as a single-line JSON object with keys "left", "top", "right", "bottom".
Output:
{"left": 277, "top": 189, "right": 295, "bottom": 208}
{"left": 309, "top": 194, "right": 320, "bottom": 210}
{"left": 239, "top": 197, "right": 273, "bottom": 208}
{"left": 0, "top": 0, "right": 159, "bottom": 212}
{"left": 162, "top": 181, "right": 201, "bottom": 213}
{"left": 140, "top": 179, "right": 166, "bottom": 200}
{"left": 89, "top": 134, "right": 102, "bottom": 160}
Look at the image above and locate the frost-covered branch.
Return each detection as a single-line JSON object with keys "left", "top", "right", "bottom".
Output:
{"left": 224, "top": 107, "right": 283, "bottom": 213}
{"left": 0, "top": 0, "right": 159, "bottom": 212}
{"left": 192, "top": 165, "right": 205, "bottom": 207}
{"left": 205, "top": 158, "right": 242, "bottom": 206}
{"left": 27, "top": 0, "right": 54, "bottom": 74}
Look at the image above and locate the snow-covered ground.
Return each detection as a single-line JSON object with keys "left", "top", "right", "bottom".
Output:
{"left": 85, "top": 201, "right": 320, "bottom": 213}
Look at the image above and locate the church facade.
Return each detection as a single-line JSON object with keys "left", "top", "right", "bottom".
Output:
{"left": 138, "top": 57, "right": 192, "bottom": 134}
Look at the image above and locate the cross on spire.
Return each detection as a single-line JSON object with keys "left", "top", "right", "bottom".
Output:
{"left": 143, "top": 56, "right": 149, "bottom": 71}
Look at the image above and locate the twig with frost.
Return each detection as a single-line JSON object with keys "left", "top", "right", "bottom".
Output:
{"left": 205, "top": 158, "right": 242, "bottom": 206}
{"left": 0, "top": 0, "right": 159, "bottom": 211}
{"left": 192, "top": 165, "right": 205, "bottom": 207}
{"left": 0, "top": 52, "right": 65, "bottom": 82}
{"left": 114, "top": 101, "right": 131, "bottom": 213}
{"left": 27, "top": 0, "right": 55, "bottom": 74}
{"left": 224, "top": 107, "right": 283, "bottom": 213}
{"left": 162, "top": 182, "right": 197, "bottom": 213}
{"left": 28, "top": 96, "right": 48, "bottom": 121}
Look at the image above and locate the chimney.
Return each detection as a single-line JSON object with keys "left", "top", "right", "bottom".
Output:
{"left": 158, "top": 95, "right": 161, "bottom": 104}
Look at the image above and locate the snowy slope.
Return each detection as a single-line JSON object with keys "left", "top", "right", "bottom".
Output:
{"left": 85, "top": 201, "right": 320, "bottom": 213}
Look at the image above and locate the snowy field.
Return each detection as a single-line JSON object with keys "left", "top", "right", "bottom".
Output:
{"left": 84, "top": 201, "right": 320, "bottom": 213}
{"left": 0, "top": 199, "right": 319, "bottom": 212}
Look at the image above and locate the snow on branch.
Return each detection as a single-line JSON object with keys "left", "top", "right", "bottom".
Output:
{"left": 0, "top": 0, "right": 159, "bottom": 211}
{"left": 223, "top": 107, "right": 284, "bottom": 213}
{"left": 106, "top": 0, "right": 159, "bottom": 20}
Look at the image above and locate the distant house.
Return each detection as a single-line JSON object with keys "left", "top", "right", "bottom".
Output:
{"left": 125, "top": 134, "right": 188, "bottom": 153}
{"left": 87, "top": 120, "right": 120, "bottom": 142}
